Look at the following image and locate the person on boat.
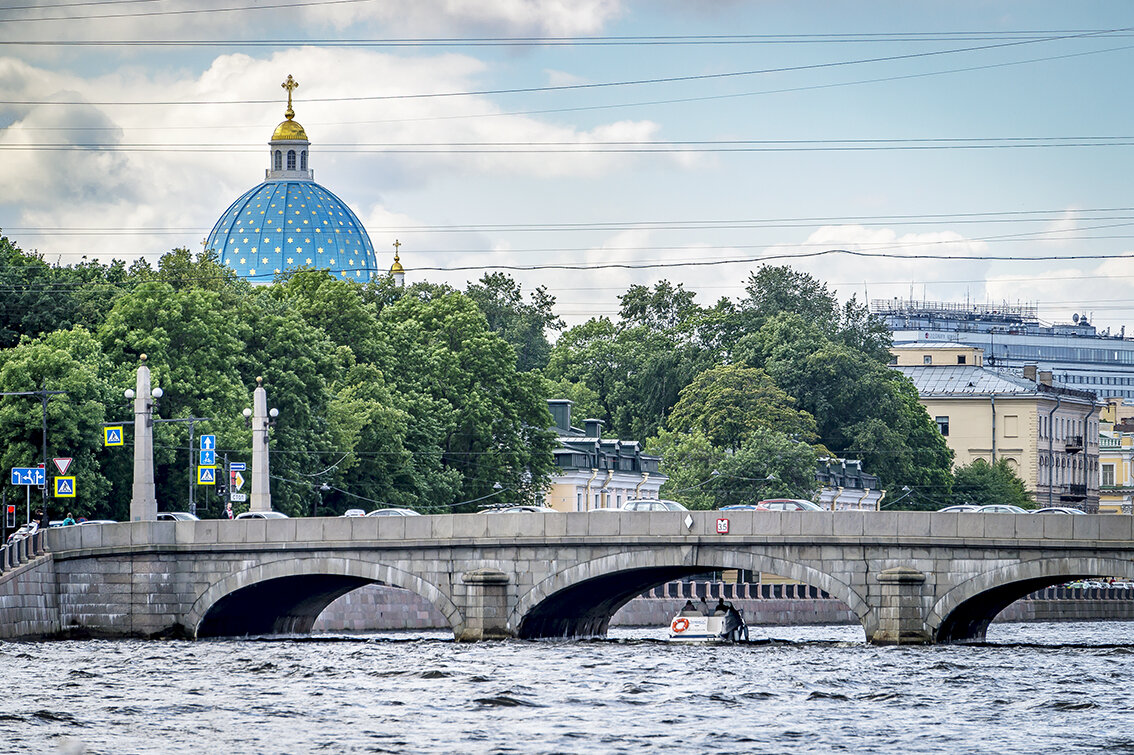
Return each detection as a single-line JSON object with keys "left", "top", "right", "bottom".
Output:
{"left": 679, "top": 599, "right": 701, "bottom": 616}
{"left": 713, "top": 598, "right": 728, "bottom": 616}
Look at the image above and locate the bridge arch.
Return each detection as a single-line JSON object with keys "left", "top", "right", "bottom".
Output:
{"left": 185, "top": 556, "right": 460, "bottom": 639}
{"left": 512, "top": 546, "right": 870, "bottom": 640}
{"left": 929, "top": 556, "right": 1134, "bottom": 643}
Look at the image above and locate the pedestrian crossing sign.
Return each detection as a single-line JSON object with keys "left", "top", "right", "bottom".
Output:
{"left": 197, "top": 465, "right": 216, "bottom": 485}
{"left": 104, "top": 426, "right": 124, "bottom": 446}
{"left": 55, "top": 476, "right": 76, "bottom": 498}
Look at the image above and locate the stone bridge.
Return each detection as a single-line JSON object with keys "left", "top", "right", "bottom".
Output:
{"left": 1, "top": 510, "right": 1132, "bottom": 644}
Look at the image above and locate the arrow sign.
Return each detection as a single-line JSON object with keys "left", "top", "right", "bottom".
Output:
{"left": 104, "top": 426, "right": 124, "bottom": 446}
{"left": 200, "top": 435, "right": 216, "bottom": 450}
{"left": 53, "top": 457, "right": 72, "bottom": 475}
{"left": 197, "top": 465, "right": 216, "bottom": 485}
{"left": 54, "top": 477, "right": 76, "bottom": 497}
{"left": 11, "top": 467, "right": 45, "bottom": 486}
{"left": 229, "top": 462, "right": 246, "bottom": 471}
{"left": 199, "top": 448, "right": 216, "bottom": 466}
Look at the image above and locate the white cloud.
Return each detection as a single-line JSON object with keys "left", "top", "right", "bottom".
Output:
{"left": 0, "top": 45, "right": 678, "bottom": 264}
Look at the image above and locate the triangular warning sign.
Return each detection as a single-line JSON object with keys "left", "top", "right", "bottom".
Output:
{"left": 53, "top": 457, "right": 72, "bottom": 475}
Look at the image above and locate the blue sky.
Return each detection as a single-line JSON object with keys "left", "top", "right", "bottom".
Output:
{"left": 2, "top": 1, "right": 1133, "bottom": 330}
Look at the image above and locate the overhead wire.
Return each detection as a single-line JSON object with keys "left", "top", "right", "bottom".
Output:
{"left": 4, "top": 25, "right": 1131, "bottom": 106}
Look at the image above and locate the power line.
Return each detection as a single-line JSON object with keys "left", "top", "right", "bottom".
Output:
{"left": 5, "top": 136, "right": 1134, "bottom": 154}
{"left": 10, "top": 42, "right": 1133, "bottom": 134}
{"left": 0, "top": 0, "right": 375, "bottom": 23}
{"left": 4, "top": 26, "right": 1129, "bottom": 106}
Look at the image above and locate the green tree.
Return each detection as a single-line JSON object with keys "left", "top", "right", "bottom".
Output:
{"left": 666, "top": 363, "right": 817, "bottom": 451}
{"left": 618, "top": 280, "right": 700, "bottom": 331}
{"left": 376, "top": 292, "right": 557, "bottom": 507}
{"left": 951, "top": 459, "right": 1033, "bottom": 509}
{"left": 651, "top": 426, "right": 818, "bottom": 509}
{"left": 0, "top": 327, "right": 114, "bottom": 519}
{"left": 465, "top": 273, "right": 563, "bottom": 372}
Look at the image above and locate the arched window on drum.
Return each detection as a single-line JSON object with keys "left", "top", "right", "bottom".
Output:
{"left": 273, "top": 150, "right": 282, "bottom": 171}
{"left": 287, "top": 150, "right": 296, "bottom": 170}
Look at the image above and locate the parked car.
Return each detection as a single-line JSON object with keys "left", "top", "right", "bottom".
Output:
{"left": 78, "top": 519, "right": 117, "bottom": 526}
{"left": 340, "top": 509, "right": 366, "bottom": 517}
{"left": 366, "top": 508, "right": 422, "bottom": 517}
{"left": 6, "top": 522, "right": 37, "bottom": 544}
{"left": 976, "top": 504, "right": 1029, "bottom": 514}
{"left": 157, "top": 512, "right": 199, "bottom": 521}
{"left": 619, "top": 499, "right": 689, "bottom": 512}
{"left": 937, "top": 505, "right": 981, "bottom": 513}
{"left": 234, "top": 511, "right": 289, "bottom": 520}
{"left": 719, "top": 504, "right": 760, "bottom": 511}
{"left": 756, "top": 499, "right": 823, "bottom": 512}
{"left": 1031, "top": 507, "right": 1086, "bottom": 515}
{"left": 486, "top": 505, "right": 557, "bottom": 514}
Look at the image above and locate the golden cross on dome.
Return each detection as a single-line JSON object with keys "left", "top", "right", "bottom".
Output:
{"left": 281, "top": 74, "right": 299, "bottom": 120}
{"left": 392, "top": 239, "right": 401, "bottom": 260}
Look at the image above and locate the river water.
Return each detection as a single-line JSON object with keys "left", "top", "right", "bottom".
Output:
{"left": 3, "top": 620, "right": 1132, "bottom": 754}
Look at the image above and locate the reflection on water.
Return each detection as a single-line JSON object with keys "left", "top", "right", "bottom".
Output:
{"left": 3, "top": 621, "right": 1132, "bottom": 754}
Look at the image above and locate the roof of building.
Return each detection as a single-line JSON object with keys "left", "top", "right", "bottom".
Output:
{"left": 894, "top": 365, "right": 1098, "bottom": 403}
{"left": 892, "top": 341, "right": 976, "bottom": 350}
{"left": 207, "top": 179, "right": 378, "bottom": 283}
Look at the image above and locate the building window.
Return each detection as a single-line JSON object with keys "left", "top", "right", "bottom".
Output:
{"left": 957, "top": 355, "right": 966, "bottom": 364}
{"left": 273, "top": 150, "right": 282, "bottom": 170}
{"left": 923, "top": 355, "right": 933, "bottom": 365}
{"left": 287, "top": 150, "right": 296, "bottom": 170}
{"left": 935, "top": 416, "right": 949, "bottom": 436}
{"left": 1103, "top": 464, "right": 1115, "bottom": 487}
{"left": 1004, "top": 415, "right": 1018, "bottom": 438}
{"left": 300, "top": 150, "right": 308, "bottom": 171}
{"left": 576, "top": 493, "right": 582, "bottom": 511}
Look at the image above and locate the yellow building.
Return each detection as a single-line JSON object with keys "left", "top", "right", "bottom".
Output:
{"left": 543, "top": 400, "right": 666, "bottom": 512}
{"left": 1099, "top": 402, "right": 1134, "bottom": 514}
{"left": 893, "top": 344, "right": 1103, "bottom": 511}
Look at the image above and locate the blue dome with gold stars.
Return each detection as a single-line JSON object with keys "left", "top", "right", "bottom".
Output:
{"left": 206, "top": 75, "right": 378, "bottom": 283}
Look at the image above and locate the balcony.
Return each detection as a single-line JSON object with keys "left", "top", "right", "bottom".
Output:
{"left": 1060, "top": 484, "right": 1088, "bottom": 501}
{"left": 1065, "top": 435, "right": 1084, "bottom": 453}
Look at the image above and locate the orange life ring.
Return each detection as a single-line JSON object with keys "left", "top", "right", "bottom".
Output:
{"left": 671, "top": 617, "right": 690, "bottom": 633}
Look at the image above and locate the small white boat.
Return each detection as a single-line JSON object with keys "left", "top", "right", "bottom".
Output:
{"left": 668, "top": 605, "right": 748, "bottom": 643}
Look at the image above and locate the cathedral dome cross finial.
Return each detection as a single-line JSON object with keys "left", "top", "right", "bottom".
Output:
{"left": 282, "top": 74, "right": 299, "bottom": 120}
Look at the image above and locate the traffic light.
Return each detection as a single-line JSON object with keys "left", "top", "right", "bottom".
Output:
{"left": 216, "top": 478, "right": 228, "bottom": 498}
{"left": 5, "top": 505, "right": 14, "bottom": 529}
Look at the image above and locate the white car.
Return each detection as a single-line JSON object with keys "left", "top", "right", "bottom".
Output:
{"left": 340, "top": 509, "right": 366, "bottom": 517}
{"left": 366, "top": 508, "right": 422, "bottom": 516}
{"left": 618, "top": 499, "right": 689, "bottom": 512}
{"left": 976, "top": 504, "right": 1029, "bottom": 514}
{"left": 235, "top": 511, "right": 289, "bottom": 520}
{"left": 1031, "top": 507, "right": 1086, "bottom": 515}
{"left": 157, "top": 512, "right": 199, "bottom": 521}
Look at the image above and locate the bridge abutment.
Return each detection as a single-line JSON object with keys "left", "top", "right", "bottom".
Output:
{"left": 454, "top": 568, "right": 514, "bottom": 641}
{"left": 870, "top": 566, "right": 931, "bottom": 645}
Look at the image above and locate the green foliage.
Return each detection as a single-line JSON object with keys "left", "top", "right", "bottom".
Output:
{"left": 652, "top": 426, "right": 818, "bottom": 509}
{"left": 0, "top": 327, "right": 114, "bottom": 520}
{"left": 667, "top": 364, "right": 817, "bottom": 451}
{"left": 465, "top": 273, "right": 563, "bottom": 372}
{"left": 951, "top": 459, "right": 1033, "bottom": 509}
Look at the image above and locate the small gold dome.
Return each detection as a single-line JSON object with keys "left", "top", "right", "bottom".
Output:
{"left": 390, "top": 257, "right": 405, "bottom": 274}
{"left": 272, "top": 119, "right": 308, "bottom": 141}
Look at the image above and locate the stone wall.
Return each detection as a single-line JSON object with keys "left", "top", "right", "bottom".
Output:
{"left": 311, "top": 582, "right": 1134, "bottom": 633}
{"left": 0, "top": 533, "right": 61, "bottom": 639}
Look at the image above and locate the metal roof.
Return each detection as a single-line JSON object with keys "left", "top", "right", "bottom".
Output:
{"left": 894, "top": 365, "right": 1045, "bottom": 396}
